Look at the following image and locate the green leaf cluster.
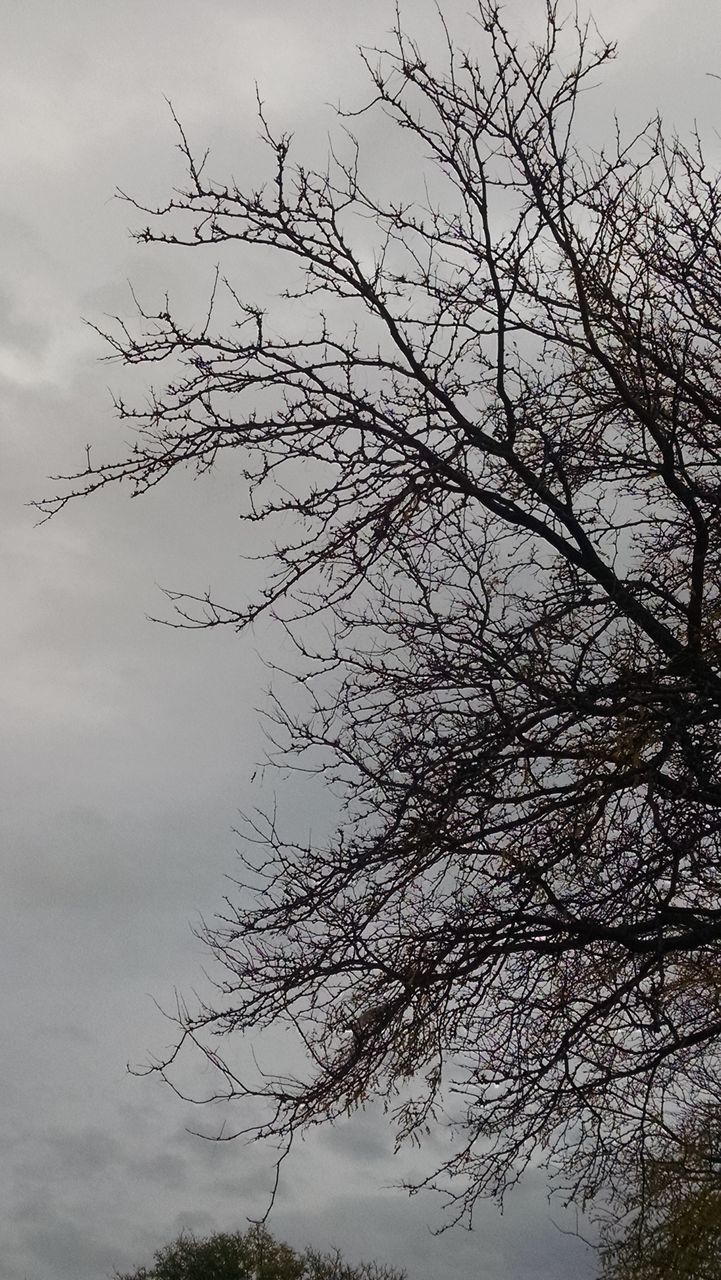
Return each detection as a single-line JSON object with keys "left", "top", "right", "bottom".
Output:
{"left": 600, "top": 1114, "right": 721, "bottom": 1279}
{"left": 115, "top": 1225, "right": 406, "bottom": 1280}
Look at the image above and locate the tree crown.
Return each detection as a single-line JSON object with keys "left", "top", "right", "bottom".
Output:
{"left": 43, "top": 0, "right": 721, "bottom": 1222}
{"left": 115, "top": 1225, "right": 405, "bottom": 1280}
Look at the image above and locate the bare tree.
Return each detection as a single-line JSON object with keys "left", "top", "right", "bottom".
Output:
{"left": 43, "top": 0, "right": 721, "bottom": 1220}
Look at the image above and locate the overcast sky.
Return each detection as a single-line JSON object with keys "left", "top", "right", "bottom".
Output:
{"left": 3, "top": 2, "right": 721, "bottom": 1277}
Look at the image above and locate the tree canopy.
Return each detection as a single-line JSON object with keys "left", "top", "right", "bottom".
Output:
{"left": 115, "top": 1224, "right": 405, "bottom": 1280}
{"left": 598, "top": 1105, "right": 721, "bottom": 1279}
{"left": 44, "top": 0, "right": 721, "bottom": 1221}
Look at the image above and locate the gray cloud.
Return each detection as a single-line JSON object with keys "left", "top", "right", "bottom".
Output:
{"left": 22, "top": 1218, "right": 128, "bottom": 1280}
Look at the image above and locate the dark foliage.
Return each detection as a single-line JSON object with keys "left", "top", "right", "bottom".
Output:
{"left": 115, "top": 1224, "right": 404, "bottom": 1280}
{"left": 598, "top": 1105, "right": 721, "bottom": 1278}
